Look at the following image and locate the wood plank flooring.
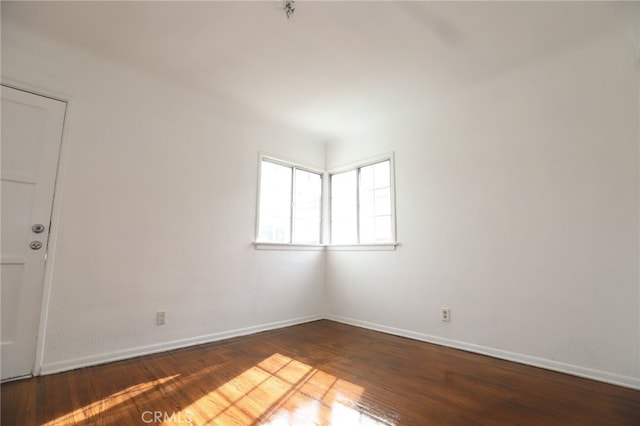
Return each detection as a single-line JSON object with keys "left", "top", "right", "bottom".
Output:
{"left": 2, "top": 320, "right": 639, "bottom": 425}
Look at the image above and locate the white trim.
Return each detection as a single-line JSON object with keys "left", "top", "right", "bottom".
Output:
{"left": 253, "top": 242, "right": 399, "bottom": 251}
{"left": 0, "top": 173, "right": 37, "bottom": 185}
{"left": 255, "top": 153, "right": 264, "bottom": 247}
{"left": 260, "top": 153, "right": 325, "bottom": 176}
{"left": 326, "top": 243, "right": 398, "bottom": 251}
{"left": 0, "top": 257, "right": 27, "bottom": 265}
{"left": 33, "top": 91, "right": 73, "bottom": 377}
{"left": 326, "top": 314, "right": 640, "bottom": 391}
{"left": 0, "top": 374, "right": 31, "bottom": 384}
{"left": 328, "top": 152, "right": 395, "bottom": 175}
{"left": 254, "top": 242, "right": 325, "bottom": 251}
{"left": 40, "top": 314, "right": 323, "bottom": 375}
{"left": 0, "top": 78, "right": 69, "bottom": 103}
{"left": 35, "top": 312, "right": 640, "bottom": 390}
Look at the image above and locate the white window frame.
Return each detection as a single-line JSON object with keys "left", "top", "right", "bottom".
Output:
{"left": 255, "top": 154, "right": 325, "bottom": 250}
{"left": 327, "top": 152, "right": 398, "bottom": 251}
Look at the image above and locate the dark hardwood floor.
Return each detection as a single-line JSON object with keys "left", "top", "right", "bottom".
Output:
{"left": 2, "top": 320, "right": 638, "bottom": 425}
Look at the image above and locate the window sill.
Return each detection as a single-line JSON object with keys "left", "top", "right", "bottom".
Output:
{"left": 326, "top": 243, "right": 398, "bottom": 251}
{"left": 254, "top": 242, "right": 325, "bottom": 251}
{"left": 253, "top": 242, "right": 398, "bottom": 251}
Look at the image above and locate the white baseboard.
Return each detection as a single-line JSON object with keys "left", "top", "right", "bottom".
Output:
{"left": 326, "top": 314, "right": 640, "bottom": 391}
{"left": 39, "top": 313, "right": 640, "bottom": 391}
{"left": 40, "top": 314, "right": 323, "bottom": 375}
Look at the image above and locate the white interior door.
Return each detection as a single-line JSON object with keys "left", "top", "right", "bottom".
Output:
{"left": 1, "top": 85, "right": 66, "bottom": 381}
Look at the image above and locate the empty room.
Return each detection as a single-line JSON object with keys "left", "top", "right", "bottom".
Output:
{"left": 1, "top": 1, "right": 639, "bottom": 424}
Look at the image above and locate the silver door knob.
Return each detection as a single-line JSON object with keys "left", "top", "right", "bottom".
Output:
{"left": 30, "top": 241, "right": 43, "bottom": 250}
{"left": 32, "top": 224, "right": 45, "bottom": 233}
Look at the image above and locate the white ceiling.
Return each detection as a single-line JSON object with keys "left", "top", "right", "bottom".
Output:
{"left": 2, "top": 1, "right": 637, "bottom": 137}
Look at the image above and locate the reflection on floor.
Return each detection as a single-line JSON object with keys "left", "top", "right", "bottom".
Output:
{"left": 2, "top": 320, "right": 639, "bottom": 425}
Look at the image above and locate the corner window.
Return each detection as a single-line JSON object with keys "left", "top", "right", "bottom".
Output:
{"left": 330, "top": 156, "right": 396, "bottom": 245}
{"left": 257, "top": 156, "right": 323, "bottom": 244}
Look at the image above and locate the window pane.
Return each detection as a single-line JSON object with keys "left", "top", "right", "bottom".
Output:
{"left": 359, "top": 160, "right": 392, "bottom": 243}
{"left": 293, "top": 169, "right": 322, "bottom": 244}
{"left": 258, "top": 161, "right": 292, "bottom": 242}
{"left": 258, "top": 155, "right": 394, "bottom": 246}
{"left": 360, "top": 215, "right": 375, "bottom": 244}
{"left": 331, "top": 171, "right": 357, "bottom": 244}
{"left": 359, "top": 188, "right": 373, "bottom": 216}
{"left": 375, "top": 216, "right": 392, "bottom": 242}
{"left": 375, "top": 187, "right": 391, "bottom": 216}
{"left": 374, "top": 160, "right": 390, "bottom": 188}
{"left": 360, "top": 163, "right": 374, "bottom": 191}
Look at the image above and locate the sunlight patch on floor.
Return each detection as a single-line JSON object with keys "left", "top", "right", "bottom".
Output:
{"left": 183, "top": 353, "right": 393, "bottom": 425}
{"left": 45, "top": 374, "right": 180, "bottom": 425}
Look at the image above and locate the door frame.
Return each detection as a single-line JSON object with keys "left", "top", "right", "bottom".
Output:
{"left": 1, "top": 78, "right": 72, "bottom": 378}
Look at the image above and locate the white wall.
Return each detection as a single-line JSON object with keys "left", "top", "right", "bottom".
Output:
{"left": 2, "top": 21, "right": 326, "bottom": 372}
{"left": 326, "top": 31, "right": 640, "bottom": 388}
{"left": 2, "top": 6, "right": 638, "bottom": 390}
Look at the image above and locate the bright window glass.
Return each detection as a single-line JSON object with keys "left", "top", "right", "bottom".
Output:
{"left": 330, "top": 170, "right": 358, "bottom": 244}
{"left": 258, "top": 161, "right": 292, "bottom": 243}
{"left": 359, "top": 160, "right": 392, "bottom": 243}
{"left": 294, "top": 169, "right": 322, "bottom": 244}
{"left": 257, "top": 158, "right": 322, "bottom": 244}
{"left": 330, "top": 159, "right": 394, "bottom": 244}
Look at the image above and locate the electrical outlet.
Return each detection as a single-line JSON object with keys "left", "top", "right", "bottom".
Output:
{"left": 441, "top": 307, "right": 451, "bottom": 322}
{"left": 156, "top": 311, "right": 166, "bottom": 326}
